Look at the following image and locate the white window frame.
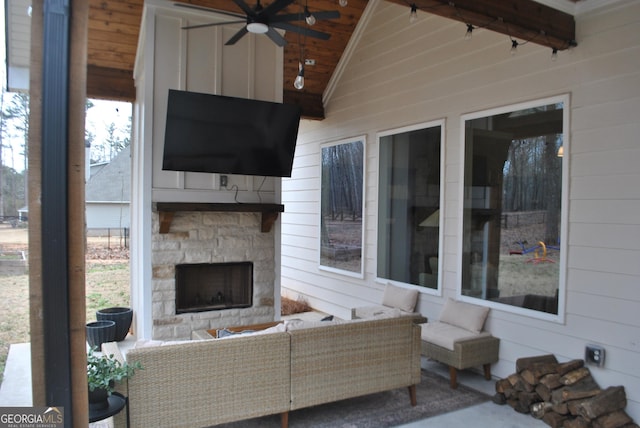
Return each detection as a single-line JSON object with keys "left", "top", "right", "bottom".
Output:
{"left": 375, "top": 120, "right": 446, "bottom": 296}
{"left": 318, "top": 136, "right": 366, "bottom": 279}
{"left": 457, "top": 94, "right": 570, "bottom": 323}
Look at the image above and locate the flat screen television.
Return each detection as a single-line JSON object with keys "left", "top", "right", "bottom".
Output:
{"left": 163, "top": 90, "right": 301, "bottom": 177}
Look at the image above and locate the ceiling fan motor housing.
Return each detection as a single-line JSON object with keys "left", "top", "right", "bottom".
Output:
{"left": 179, "top": 0, "right": 340, "bottom": 46}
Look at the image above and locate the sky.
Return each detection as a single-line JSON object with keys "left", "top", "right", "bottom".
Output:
{"left": 0, "top": 2, "right": 132, "bottom": 172}
{"left": 85, "top": 99, "right": 133, "bottom": 162}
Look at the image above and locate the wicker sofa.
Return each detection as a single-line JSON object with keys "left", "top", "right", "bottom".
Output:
{"left": 104, "top": 316, "right": 421, "bottom": 428}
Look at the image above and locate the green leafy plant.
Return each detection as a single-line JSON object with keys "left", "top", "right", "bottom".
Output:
{"left": 87, "top": 347, "right": 142, "bottom": 393}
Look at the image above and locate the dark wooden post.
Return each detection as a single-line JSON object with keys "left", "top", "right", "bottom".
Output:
{"left": 29, "top": 1, "right": 88, "bottom": 426}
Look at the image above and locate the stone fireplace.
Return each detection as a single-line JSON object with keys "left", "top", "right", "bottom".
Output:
{"left": 150, "top": 204, "right": 282, "bottom": 340}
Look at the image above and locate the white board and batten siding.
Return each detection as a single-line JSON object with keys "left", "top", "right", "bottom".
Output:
{"left": 281, "top": 0, "right": 640, "bottom": 420}
{"left": 137, "top": 0, "right": 284, "bottom": 205}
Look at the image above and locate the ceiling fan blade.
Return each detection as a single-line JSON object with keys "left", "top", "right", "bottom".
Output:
{"left": 271, "top": 22, "right": 331, "bottom": 40}
{"left": 173, "top": 2, "right": 245, "bottom": 19}
{"left": 231, "top": 0, "right": 256, "bottom": 16}
{"left": 182, "top": 20, "right": 246, "bottom": 31}
{"left": 265, "top": 27, "right": 287, "bottom": 47}
{"left": 225, "top": 27, "right": 249, "bottom": 45}
{"left": 309, "top": 10, "right": 341, "bottom": 21}
{"left": 270, "top": 10, "right": 340, "bottom": 23}
{"left": 262, "top": 0, "right": 295, "bottom": 16}
{"left": 267, "top": 13, "right": 303, "bottom": 23}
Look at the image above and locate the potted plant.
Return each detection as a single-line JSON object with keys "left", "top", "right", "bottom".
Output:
{"left": 87, "top": 347, "right": 141, "bottom": 410}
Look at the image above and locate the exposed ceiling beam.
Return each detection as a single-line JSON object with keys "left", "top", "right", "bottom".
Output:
{"left": 283, "top": 90, "right": 326, "bottom": 120}
{"left": 87, "top": 66, "right": 136, "bottom": 101}
{"left": 386, "top": 0, "right": 577, "bottom": 50}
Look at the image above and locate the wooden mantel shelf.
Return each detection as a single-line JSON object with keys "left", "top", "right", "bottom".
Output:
{"left": 156, "top": 203, "right": 284, "bottom": 234}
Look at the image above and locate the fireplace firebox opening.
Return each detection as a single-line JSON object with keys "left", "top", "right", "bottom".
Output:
{"left": 175, "top": 262, "right": 253, "bottom": 314}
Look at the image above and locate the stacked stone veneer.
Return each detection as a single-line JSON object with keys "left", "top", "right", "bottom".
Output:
{"left": 151, "top": 210, "right": 276, "bottom": 340}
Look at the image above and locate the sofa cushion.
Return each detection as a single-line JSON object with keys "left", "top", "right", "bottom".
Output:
{"left": 134, "top": 339, "right": 197, "bottom": 348}
{"left": 438, "top": 298, "right": 490, "bottom": 333}
{"left": 284, "top": 319, "right": 344, "bottom": 331}
{"left": 218, "top": 322, "right": 287, "bottom": 338}
{"left": 382, "top": 283, "right": 419, "bottom": 313}
{"left": 421, "top": 322, "right": 491, "bottom": 351}
{"left": 217, "top": 328, "right": 256, "bottom": 338}
{"left": 353, "top": 306, "right": 402, "bottom": 319}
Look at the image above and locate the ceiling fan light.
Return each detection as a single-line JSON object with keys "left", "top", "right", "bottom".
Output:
{"left": 339, "top": 0, "right": 348, "bottom": 7}
{"left": 294, "top": 64, "right": 305, "bottom": 90}
{"left": 305, "top": 6, "right": 317, "bottom": 26}
{"left": 247, "top": 22, "right": 269, "bottom": 34}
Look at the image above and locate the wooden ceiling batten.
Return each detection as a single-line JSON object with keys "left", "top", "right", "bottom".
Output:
{"left": 385, "top": 0, "right": 577, "bottom": 51}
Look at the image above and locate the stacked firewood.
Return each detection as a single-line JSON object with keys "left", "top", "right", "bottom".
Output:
{"left": 493, "top": 354, "right": 639, "bottom": 428}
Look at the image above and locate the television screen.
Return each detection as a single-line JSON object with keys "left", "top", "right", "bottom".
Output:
{"left": 163, "top": 90, "right": 301, "bottom": 177}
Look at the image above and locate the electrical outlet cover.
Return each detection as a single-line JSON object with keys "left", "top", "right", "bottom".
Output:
{"left": 585, "top": 344, "right": 605, "bottom": 367}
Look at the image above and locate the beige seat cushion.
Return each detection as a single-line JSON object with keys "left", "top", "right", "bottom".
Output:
{"left": 421, "top": 322, "right": 491, "bottom": 351}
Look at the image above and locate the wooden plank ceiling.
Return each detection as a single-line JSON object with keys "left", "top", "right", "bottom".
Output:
{"left": 87, "top": 0, "right": 576, "bottom": 120}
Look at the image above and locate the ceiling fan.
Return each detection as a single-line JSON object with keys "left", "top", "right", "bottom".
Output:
{"left": 175, "top": 0, "right": 341, "bottom": 47}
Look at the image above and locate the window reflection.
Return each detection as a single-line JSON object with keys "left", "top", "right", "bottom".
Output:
{"left": 378, "top": 125, "right": 442, "bottom": 289}
{"left": 462, "top": 102, "right": 564, "bottom": 314}
{"left": 320, "top": 139, "right": 364, "bottom": 275}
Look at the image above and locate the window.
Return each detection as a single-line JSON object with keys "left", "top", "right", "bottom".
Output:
{"left": 320, "top": 138, "right": 365, "bottom": 276}
{"left": 460, "top": 96, "right": 567, "bottom": 317}
{"left": 377, "top": 122, "right": 443, "bottom": 290}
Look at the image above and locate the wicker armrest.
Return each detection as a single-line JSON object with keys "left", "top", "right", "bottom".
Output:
{"left": 100, "top": 342, "right": 129, "bottom": 428}
{"left": 453, "top": 335, "right": 500, "bottom": 368}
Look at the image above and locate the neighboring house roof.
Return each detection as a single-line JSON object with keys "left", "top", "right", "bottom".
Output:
{"left": 89, "top": 162, "right": 109, "bottom": 178}
{"left": 86, "top": 146, "right": 130, "bottom": 203}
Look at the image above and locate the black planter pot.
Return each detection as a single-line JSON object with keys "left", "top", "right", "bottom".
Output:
{"left": 96, "top": 307, "right": 133, "bottom": 341}
{"left": 88, "top": 386, "right": 110, "bottom": 411}
{"left": 86, "top": 320, "right": 116, "bottom": 349}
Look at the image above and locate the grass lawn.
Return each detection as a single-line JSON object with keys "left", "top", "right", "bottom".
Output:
{"left": 0, "top": 258, "right": 130, "bottom": 385}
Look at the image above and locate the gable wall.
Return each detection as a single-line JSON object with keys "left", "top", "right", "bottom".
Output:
{"left": 281, "top": 0, "right": 640, "bottom": 419}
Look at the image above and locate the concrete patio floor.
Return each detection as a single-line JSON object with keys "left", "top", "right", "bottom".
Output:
{"left": 0, "top": 341, "right": 544, "bottom": 427}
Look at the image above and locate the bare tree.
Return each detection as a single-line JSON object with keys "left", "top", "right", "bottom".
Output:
{"left": 1, "top": 92, "right": 30, "bottom": 216}
{"left": 0, "top": 91, "right": 5, "bottom": 218}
